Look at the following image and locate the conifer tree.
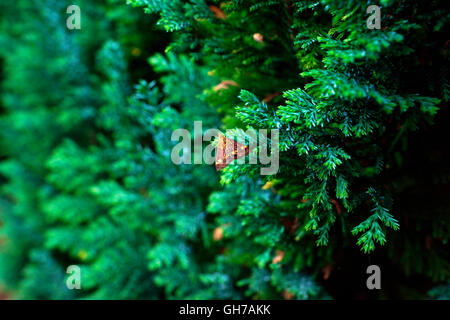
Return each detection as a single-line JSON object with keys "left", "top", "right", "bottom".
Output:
{"left": 129, "top": 0, "right": 449, "bottom": 298}
{"left": 0, "top": 0, "right": 166, "bottom": 298}
{"left": 0, "top": 0, "right": 96, "bottom": 298}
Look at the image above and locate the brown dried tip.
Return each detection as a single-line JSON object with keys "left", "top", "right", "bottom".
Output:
{"left": 209, "top": 5, "right": 227, "bottom": 19}
{"left": 281, "top": 217, "right": 299, "bottom": 236}
{"left": 425, "top": 235, "right": 432, "bottom": 250}
{"left": 213, "top": 227, "right": 224, "bottom": 241}
{"left": 131, "top": 47, "right": 141, "bottom": 57}
{"left": 139, "top": 188, "right": 149, "bottom": 198}
{"left": 322, "top": 264, "right": 333, "bottom": 280}
{"left": 282, "top": 290, "right": 294, "bottom": 300}
{"left": 253, "top": 33, "right": 264, "bottom": 43}
{"left": 213, "top": 80, "right": 239, "bottom": 92}
{"left": 330, "top": 198, "right": 342, "bottom": 215}
{"left": 272, "top": 250, "right": 285, "bottom": 264}
{"left": 262, "top": 92, "right": 281, "bottom": 103}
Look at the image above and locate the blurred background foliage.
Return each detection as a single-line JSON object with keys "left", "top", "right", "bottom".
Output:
{"left": 0, "top": 0, "right": 449, "bottom": 299}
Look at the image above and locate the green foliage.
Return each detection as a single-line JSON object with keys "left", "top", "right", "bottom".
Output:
{"left": 131, "top": 0, "right": 449, "bottom": 296}
{"left": 0, "top": 0, "right": 165, "bottom": 299}
{"left": 428, "top": 281, "right": 450, "bottom": 300}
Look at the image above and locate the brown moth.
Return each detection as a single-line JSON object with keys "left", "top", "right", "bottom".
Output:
{"left": 215, "top": 134, "right": 251, "bottom": 171}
